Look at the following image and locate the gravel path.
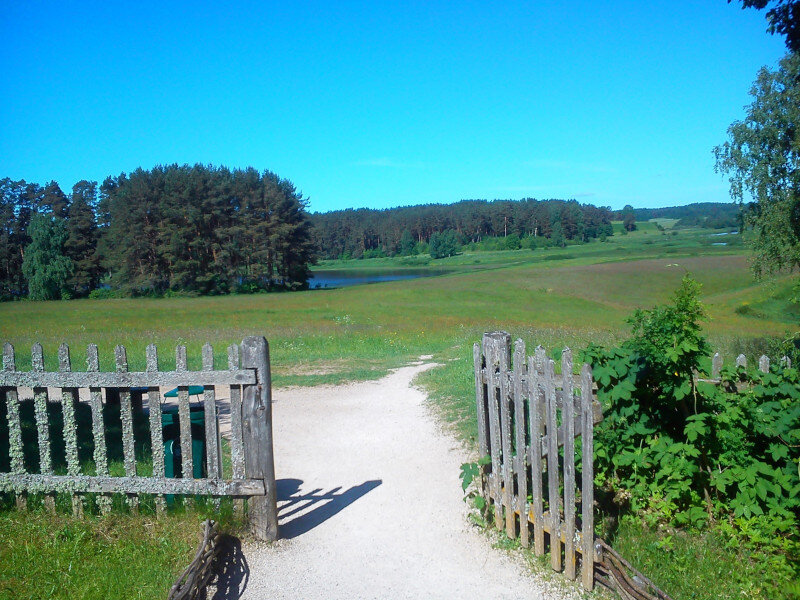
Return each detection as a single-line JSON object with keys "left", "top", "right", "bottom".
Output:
{"left": 234, "top": 361, "right": 579, "bottom": 600}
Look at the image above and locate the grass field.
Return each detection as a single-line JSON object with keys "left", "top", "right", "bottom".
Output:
{"left": 0, "top": 223, "right": 797, "bottom": 598}
{"left": 0, "top": 225, "right": 790, "bottom": 386}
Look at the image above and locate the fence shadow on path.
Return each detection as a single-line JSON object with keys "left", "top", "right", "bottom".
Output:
{"left": 209, "top": 534, "right": 249, "bottom": 600}
{"left": 276, "top": 478, "right": 382, "bottom": 539}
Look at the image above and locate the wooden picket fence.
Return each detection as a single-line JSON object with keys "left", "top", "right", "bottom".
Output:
{"left": 0, "top": 336, "right": 278, "bottom": 541}
{"left": 473, "top": 332, "right": 602, "bottom": 591}
{"left": 708, "top": 351, "right": 791, "bottom": 379}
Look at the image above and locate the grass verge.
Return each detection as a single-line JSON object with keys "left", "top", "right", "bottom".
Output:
{"left": 0, "top": 502, "right": 243, "bottom": 600}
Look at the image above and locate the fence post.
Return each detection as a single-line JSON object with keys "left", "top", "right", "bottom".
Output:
{"left": 580, "top": 363, "right": 595, "bottom": 591}
{"left": 473, "top": 342, "right": 489, "bottom": 499}
{"left": 241, "top": 336, "right": 279, "bottom": 542}
{"left": 712, "top": 352, "right": 722, "bottom": 379}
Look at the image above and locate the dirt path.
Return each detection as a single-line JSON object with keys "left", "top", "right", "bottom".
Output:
{"left": 236, "top": 361, "right": 579, "bottom": 600}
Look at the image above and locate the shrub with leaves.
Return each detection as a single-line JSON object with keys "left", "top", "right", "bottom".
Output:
{"left": 460, "top": 456, "right": 491, "bottom": 525}
{"left": 582, "top": 274, "right": 800, "bottom": 593}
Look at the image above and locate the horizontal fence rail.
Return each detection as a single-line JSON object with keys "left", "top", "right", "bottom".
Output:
{"left": 0, "top": 336, "right": 278, "bottom": 541}
{"left": 474, "top": 332, "right": 602, "bottom": 591}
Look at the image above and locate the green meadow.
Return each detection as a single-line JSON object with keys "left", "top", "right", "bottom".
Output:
{"left": 0, "top": 223, "right": 791, "bottom": 386}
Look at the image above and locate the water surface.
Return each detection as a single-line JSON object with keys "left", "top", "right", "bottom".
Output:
{"left": 309, "top": 268, "right": 449, "bottom": 289}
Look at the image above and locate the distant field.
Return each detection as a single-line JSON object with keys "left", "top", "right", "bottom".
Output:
{"left": 648, "top": 217, "right": 679, "bottom": 229}
{"left": 0, "top": 226, "right": 793, "bottom": 387}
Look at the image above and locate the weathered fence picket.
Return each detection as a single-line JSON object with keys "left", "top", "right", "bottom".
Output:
{"left": 702, "top": 351, "right": 792, "bottom": 385}
{"left": 0, "top": 337, "right": 278, "bottom": 541}
{"left": 3, "top": 344, "right": 25, "bottom": 510}
{"left": 474, "top": 332, "right": 603, "bottom": 591}
{"left": 116, "top": 345, "right": 138, "bottom": 513}
{"left": 512, "top": 340, "right": 528, "bottom": 548}
{"left": 86, "top": 344, "right": 111, "bottom": 513}
{"left": 562, "top": 349, "right": 576, "bottom": 580}
{"left": 58, "top": 344, "right": 82, "bottom": 517}
{"left": 146, "top": 344, "right": 166, "bottom": 515}
{"left": 227, "top": 344, "right": 246, "bottom": 517}
{"left": 33, "top": 344, "right": 56, "bottom": 513}
{"left": 241, "top": 336, "right": 279, "bottom": 541}
{"left": 474, "top": 342, "right": 795, "bottom": 592}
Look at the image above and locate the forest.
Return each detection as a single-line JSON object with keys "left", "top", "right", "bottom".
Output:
{"left": 1, "top": 165, "right": 743, "bottom": 300}
{"left": 630, "top": 202, "right": 742, "bottom": 229}
{"left": 0, "top": 165, "right": 315, "bottom": 300}
{"left": 310, "top": 199, "right": 617, "bottom": 260}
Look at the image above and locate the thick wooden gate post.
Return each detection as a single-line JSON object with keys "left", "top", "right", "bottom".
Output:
{"left": 241, "top": 336, "right": 279, "bottom": 541}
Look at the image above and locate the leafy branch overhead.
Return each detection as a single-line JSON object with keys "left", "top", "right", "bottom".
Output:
{"left": 715, "top": 53, "right": 800, "bottom": 278}
{"left": 732, "top": 0, "right": 800, "bottom": 52}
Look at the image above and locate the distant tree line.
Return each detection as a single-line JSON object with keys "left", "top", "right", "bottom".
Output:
{"left": 310, "top": 199, "right": 615, "bottom": 260}
{"left": 0, "top": 164, "right": 314, "bottom": 300}
{"left": 626, "top": 202, "right": 742, "bottom": 230}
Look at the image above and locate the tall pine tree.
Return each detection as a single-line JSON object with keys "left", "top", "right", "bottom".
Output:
{"left": 65, "top": 181, "right": 100, "bottom": 296}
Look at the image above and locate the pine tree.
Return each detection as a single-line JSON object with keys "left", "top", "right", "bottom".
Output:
{"left": 40, "top": 181, "right": 70, "bottom": 217}
{"left": 65, "top": 181, "right": 100, "bottom": 296}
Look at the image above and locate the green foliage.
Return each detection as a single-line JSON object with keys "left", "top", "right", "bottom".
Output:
{"left": 622, "top": 204, "right": 637, "bottom": 232}
{"left": 429, "top": 229, "right": 459, "bottom": 259}
{"left": 611, "top": 515, "right": 799, "bottom": 600}
{"left": 459, "top": 456, "right": 491, "bottom": 524}
{"left": 21, "top": 214, "right": 73, "bottom": 301}
{"left": 399, "top": 229, "right": 415, "bottom": 255}
{"left": 309, "top": 198, "right": 614, "bottom": 259}
{"left": 715, "top": 52, "right": 800, "bottom": 278}
{"left": 99, "top": 164, "right": 315, "bottom": 296}
{"left": 65, "top": 181, "right": 100, "bottom": 297}
{"left": 626, "top": 274, "right": 711, "bottom": 402}
{"left": 502, "top": 233, "right": 521, "bottom": 250}
{"left": 0, "top": 506, "right": 243, "bottom": 600}
{"left": 549, "top": 220, "right": 566, "bottom": 247}
{"left": 582, "top": 276, "right": 800, "bottom": 594}
{"left": 733, "top": 1, "right": 800, "bottom": 53}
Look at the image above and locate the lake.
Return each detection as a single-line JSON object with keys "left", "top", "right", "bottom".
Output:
{"left": 309, "top": 268, "right": 450, "bottom": 289}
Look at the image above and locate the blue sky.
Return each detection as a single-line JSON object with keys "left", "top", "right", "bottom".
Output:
{"left": 0, "top": 1, "right": 787, "bottom": 212}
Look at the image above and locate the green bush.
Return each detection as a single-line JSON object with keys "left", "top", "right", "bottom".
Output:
{"left": 582, "top": 275, "right": 800, "bottom": 596}
{"left": 87, "top": 288, "right": 124, "bottom": 300}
